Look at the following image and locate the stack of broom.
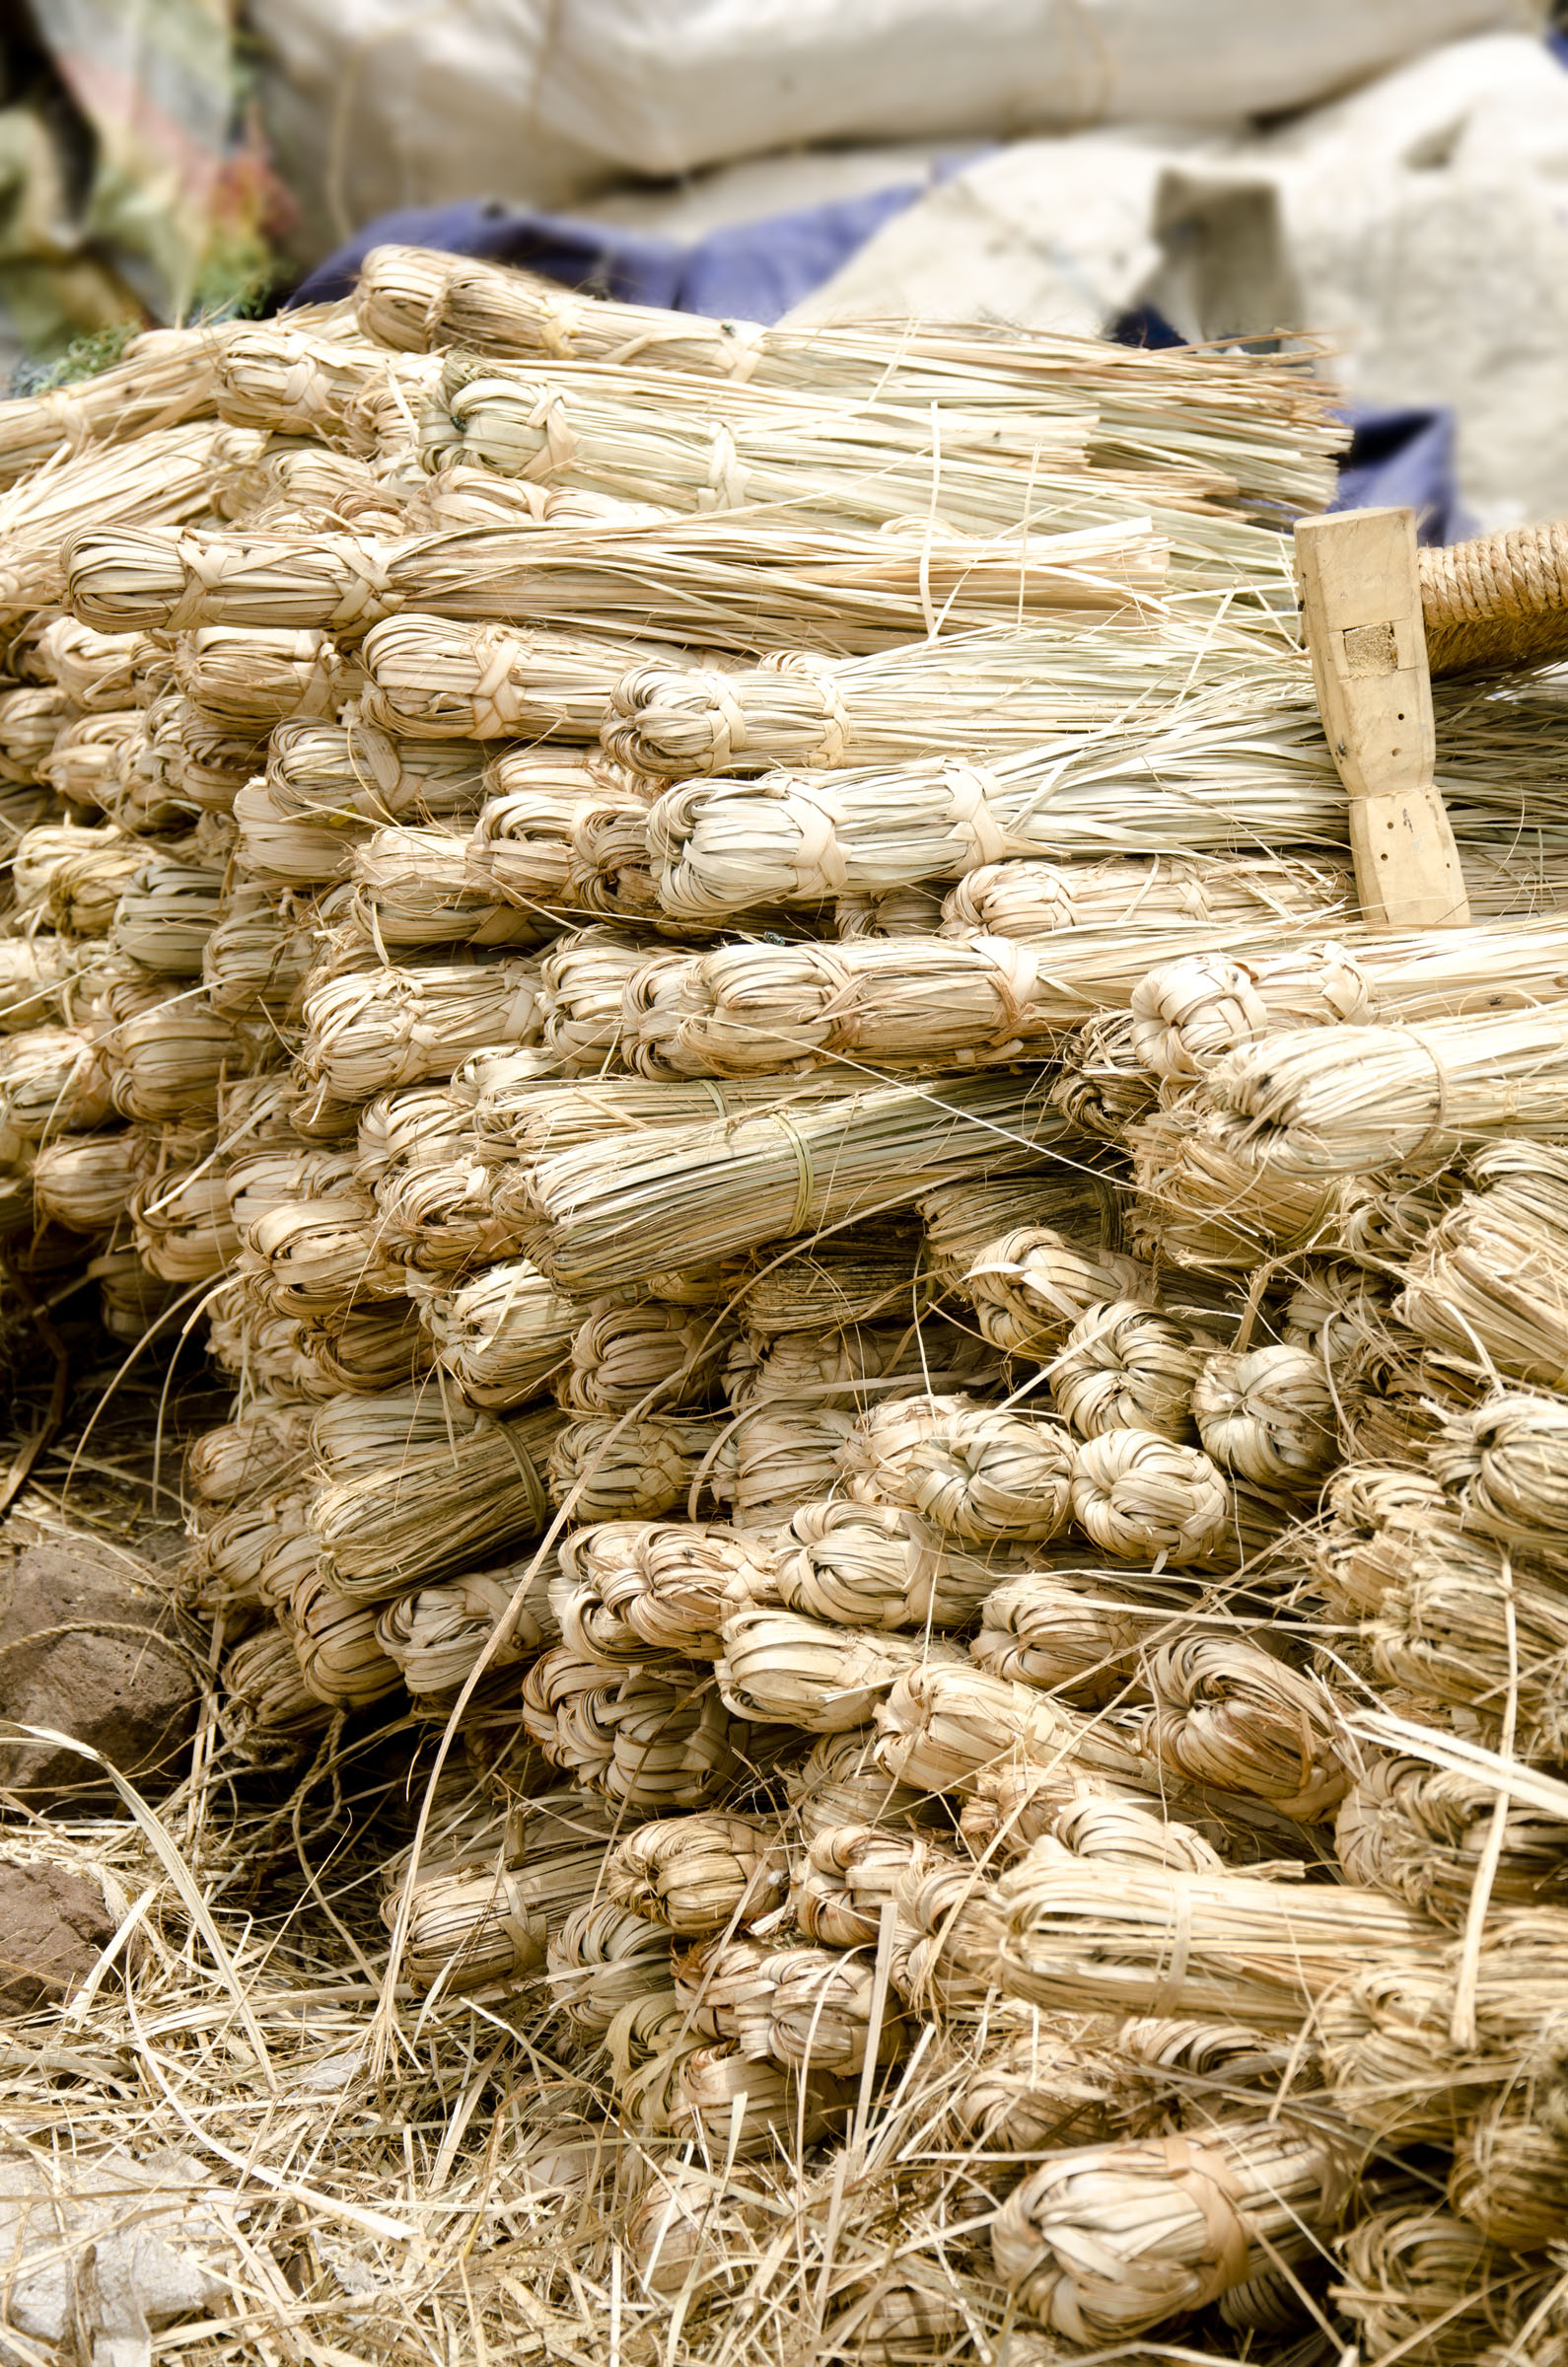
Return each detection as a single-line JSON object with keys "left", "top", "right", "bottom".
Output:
{"left": 7, "top": 248, "right": 1568, "bottom": 2362}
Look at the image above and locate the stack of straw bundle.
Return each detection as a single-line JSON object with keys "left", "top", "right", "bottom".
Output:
{"left": 22, "top": 252, "right": 1568, "bottom": 2367}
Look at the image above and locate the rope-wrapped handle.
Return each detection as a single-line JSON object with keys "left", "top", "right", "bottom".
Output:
{"left": 1420, "top": 523, "right": 1568, "bottom": 677}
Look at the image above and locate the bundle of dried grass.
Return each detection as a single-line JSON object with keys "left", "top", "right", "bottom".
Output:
{"left": 523, "top": 1071, "right": 1064, "bottom": 1295}
{"left": 0, "top": 683, "right": 72, "bottom": 783}
{"left": 213, "top": 320, "right": 433, "bottom": 440}
{"left": 96, "top": 1248, "right": 185, "bottom": 1340}
{"left": 1397, "top": 1145, "right": 1568, "bottom": 1389}
{"left": 185, "top": 1491, "right": 318, "bottom": 1615}
{"left": 725, "top": 1316, "right": 998, "bottom": 1409}
{"left": 947, "top": 849, "right": 1353, "bottom": 942}
{"left": 374, "top": 1552, "right": 559, "bottom": 1695}
{"left": 354, "top": 245, "right": 1341, "bottom": 513}
{"left": 184, "top": 1400, "right": 314, "bottom": 1504}
{"left": 604, "top": 1814, "right": 788, "bottom": 1937}
{"left": 361, "top": 613, "right": 665, "bottom": 742}
{"left": 420, "top": 1257, "right": 578, "bottom": 1407}
{"left": 593, "top": 1520, "right": 776, "bottom": 1662}
{"left": 351, "top": 824, "right": 553, "bottom": 954}
{"left": 266, "top": 712, "right": 492, "bottom": 826}
{"left": 1424, "top": 1399, "right": 1568, "bottom": 1559}
{"left": 539, "top": 926, "right": 656, "bottom": 1072}
{"left": 1332, "top": 2205, "right": 1534, "bottom": 2367}
{"left": 299, "top": 956, "right": 542, "bottom": 1099}
{"left": 1191, "top": 1343, "right": 1336, "bottom": 1491}
{"left": 67, "top": 514, "right": 1167, "bottom": 653}
{"left": 1050, "top": 1300, "right": 1203, "bottom": 1443}
{"left": 173, "top": 626, "right": 361, "bottom": 730}
{"left": 129, "top": 1164, "right": 240, "bottom": 1280}
{"left": 990, "top": 2114, "right": 1355, "bottom": 2340}
{"left": 33, "top": 617, "right": 156, "bottom": 712}
{"left": 1336, "top": 1756, "right": 1568, "bottom": 1927}
{"left": 5, "top": 423, "right": 224, "bottom": 620}
{"left": 38, "top": 712, "right": 143, "bottom": 813}
{"left": 29, "top": 1128, "right": 137, "bottom": 1232}
{"left": 716, "top": 1603, "right": 947, "bottom": 1735}
{"left": 991, "top": 1856, "right": 1433, "bottom": 2027}
{"left": 0, "top": 325, "right": 218, "bottom": 488}
{"left": 219, "top": 1621, "right": 331, "bottom": 1757}
{"left": 547, "top": 1412, "right": 727, "bottom": 1521}
{"left": 201, "top": 886, "right": 320, "bottom": 1017}
{"left": 784, "top": 1727, "right": 931, "bottom": 1840}
{"left": 290, "top": 1568, "right": 404, "bottom": 1709}
{"left": 1130, "top": 943, "right": 1371, "bottom": 1082}
{"left": 1362, "top": 1532, "right": 1568, "bottom": 1758}
{"left": 0, "top": 939, "right": 74, "bottom": 1035}
{"left": 791, "top": 1823, "right": 954, "bottom": 1952}
{"left": 559, "top": 1297, "right": 730, "bottom": 1413}
{"left": 110, "top": 859, "right": 226, "bottom": 974}
{"left": 545, "top": 1901, "right": 675, "bottom": 2033}
{"left": 1451, "top": 2101, "right": 1568, "bottom": 2254}
{"left": 1127, "top": 1098, "right": 1352, "bottom": 1275}
{"left": 971, "top": 1572, "right": 1150, "bottom": 1707}
{"left": 463, "top": 753, "right": 648, "bottom": 913}
{"left": 0, "top": 1025, "right": 114, "bottom": 1150}
{"left": 522, "top": 1652, "right": 747, "bottom": 1813}
{"left": 104, "top": 1003, "right": 271, "bottom": 1125}
{"left": 1066, "top": 1430, "right": 1229, "bottom": 1567}
{"left": 240, "top": 1192, "right": 404, "bottom": 1321}
{"left": 721, "top": 1400, "right": 847, "bottom": 1525}
{"left": 606, "top": 615, "right": 1309, "bottom": 778}
{"left": 962, "top": 1226, "right": 1154, "bottom": 1360}
{"left": 311, "top": 1404, "right": 561, "bottom": 1600}
{"left": 396, "top": 1811, "right": 612, "bottom": 1992}
{"left": 841, "top": 1394, "right": 1074, "bottom": 1544}
{"left": 874, "top": 1660, "right": 1144, "bottom": 1798}
{"left": 776, "top": 1498, "right": 1019, "bottom": 1631}
{"left": 14, "top": 822, "right": 141, "bottom": 930}
{"left": 1145, "top": 1633, "right": 1353, "bottom": 1821}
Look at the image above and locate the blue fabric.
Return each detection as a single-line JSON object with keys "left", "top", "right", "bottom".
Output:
{"left": 1329, "top": 405, "right": 1471, "bottom": 546}
{"left": 285, "top": 184, "right": 928, "bottom": 325}
{"left": 1549, "top": 29, "right": 1568, "bottom": 68}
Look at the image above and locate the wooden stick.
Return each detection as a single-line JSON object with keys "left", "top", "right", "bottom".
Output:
{"left": 1295, "top": 506, "right": 1470, "bottom": 930}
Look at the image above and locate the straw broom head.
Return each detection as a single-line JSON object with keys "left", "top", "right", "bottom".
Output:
{"left": 1068, "top": 1428, "right": 1231, "bottom": 1567}
{"left": 1333, "top": 2204, "right": 1534, "bottom": 2367}
{"left": 219, "top": 1623, "right": 330, "bottom": 1759}
{"left": 373, "top": 1554, "right": 559, "bottom": 1696}
{"left": 1191, "top": 1343, "right": 1337, "bottom": 1491}
{"left": 1429, "top": 1392, "right": 1568, "bottom": 1545}
{"left": 874, "top": 1660, "right": 1145, "bottom": 1800}
{"left": 185, "top": 1402, "right": 314, "bottom": 1505}
{"left": 289, "top": 1568, "right": 404, "bottom": 1710}
{"left": 962, "top": 1225, "right": 1156, "bottom": 1361}
{"left": 841, "top": 1393, "right": 1075, "bottom": 1546}
{"left": 559, "top": 1295, "right": 732, "bottom": 1414}
{"left": 789, "top": 1821, "right": 953, "bottom": 1951}
{"left": 1451, "top": 2100, "right": 1568, "bottom": 2255}
{"left": 603, "top": 1814, "right": 789, "bottom": 1938}
{"left": 1129, "top": 943, "right": 1370, "bottom": 1083}
{"left": 546, "top": 1412, "right": 728, "bottom": 1522}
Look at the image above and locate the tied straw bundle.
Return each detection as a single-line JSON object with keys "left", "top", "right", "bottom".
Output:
{"left": 0, "top": 324, "right": 219, "bottom": 488}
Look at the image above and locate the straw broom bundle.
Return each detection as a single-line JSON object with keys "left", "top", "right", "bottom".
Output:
{"left": 550, "top": 1531, "right": 680, "bottom": 1671}
{"left": 593, "top": 1520, "right": 777, "bottom": 1662}
{"left": 1319, "top": 1938, "right": 1568, "bottom": 2144}
{"left": 940, "top": 2008, "right": 1135, "bottom": 2156}
{"left": 66, "top": 515, "right": 1167, "bottom": 652}
{"left": 1050, "top": 1301, "right": 1205, "bottom": 1443}
{"left": 1191, "top": 1344, "right": 1337, "bottom": 1491}
{"left": 559, "top": 1297, "right": 731, "bottom": 1413}
{"left": 725, "top": 1316, "right": 999, "bottom": 1407}
{"left": 539, "top": 925, "right": 658, "bottom": 1072}
{"left": 522, "top": 1071, "right": 1066, "bottom": 1294}
{"left": 103, "top": 1003, "right": 273, "bottom": 1126}
{"left": 96, "top": 1252, "right": 184, "bottom": 1342}
{"left": 201, "top": 887, "right": 320, "bottom": 1017}
{"left": 2, "top": 424, "right": 223, "bottom": 621}
{"left": 396, "top": 1838, "right": 613, "bottom": 1993}
{"left": 991, "top": 1856, "right": 1436, "bottom": 2027}
{"left": 1127, "top": 1099, "right": 1364, "bottom": 1276}
{"left": 874, "top": 1660, "right": 1147, "bottom": 1798}
{"left": 918, "top": 1169, "right": 1118, "bottom": 1290}
{"left": 716, "top": 1603, "right": 955, "bottom": 1735}
{"left": 423, "top": 1258, "right": 579, "bottom": 1406}
{"left": 471, "top": 1067, "right": 848, "bottom": 1167}
{"left": 129, "top": 1165, "right": 240, "bottom": 1281}
{"left": 791, "top": 1824, "right": 955, "bottom": 1951}
{"left": 1144, "top": 1634, "right": 1354, "bottom": 1822}
{"left": 354, "top": 245, "right": 1341, "bottom": 512}
{"left": 107, "top": 702, "right": 227, "bottom": 830}
{"left": 1361, "top": 1534, "right": 1568, "bottom": 1758}
{"left": 1332, "top": 2205, "right": 1536, "bottom": 2367}
{"left": 1068, "top": 1431, "right": 1233, "bottom": 1568}
{"left": 1429, "top": 1394, "right": 1568, "bottom": 1543}
{"left": 210, "top": 436, "right": 397, "bottom": 530}
{"left": 945, "top": 849, "right": 1354, "bottom": 942}
{"left": 349, "top": 825, "right": 551, "bottom": 952}
{"left": 736, "top": 1222, "right": 928, "bottom": 1340}
{"left": 784, "top": 1728, "right": 931, "bottom": 1840}
{"left": 546, "top": 1413, "right": 728, "bottom": 1522}
{"left": 185, "top": 1492, "right": 318, "bottom": 1615}
{"left": 1397, "top": 1145, "right": 1568, "bottom": 1389}
{"left": 0, "top": 325, "right": 219, "bottom": 488}
{"left": 712, "top": 1401, "right": 841, "bottom": 1525}
{"left": 367, "top": 1153, "right": 529, "bottom": 1280}
{"left": 310, "top": 1403, "right": 562, "bottom": 1600}
{"left": 521, "top": 1653, "right": 748, "bottom": 1812}
{"left": 840, "top": 1394, "right": 1075, "bottom": 1544}
{"left": 1129, "top": 944, "right": 1371, "bottom": 1083}
{"left": 626, "top": 2162, "right": 771, "bottom": 2302}
{"left": 962, "top": 1226, "right": 1155, "bottom": 1360}
{"left": 605, "top": 616, "right": 1311, "bottom": 778}
{"left": 776, "top": 1498, "right": 1024, "bottom": 1631}
{"left": 374, "top": 1553, "right": 559, "bottom": 1696}
{"left": 298, "top": 955, "right": 543, "bottom": 1099}
{"left": 0, "top": 684, "right": 73, "bottom": 782}
{"left": 545, "top": 1900, "right": 676, "bottom": 2033}
{"left": 29, "top": 1129, "right": 138, "bottom": 1232}
{"left": 290, "top": 1301, "right": 433, "bottom": 1399}
{"left": 971, "top": 1573, "right": 1151, "bottom": 1708}
{"left": 359, "top": 613, "right": 662, "bottom": 742}
{"left": 308, "top": 1384, "right": 482, "bottom": 1479}
{"left": 172, "top": 626, "right": 361, "bottom": 730}
{"left": 0, "top": 940, "right": 74, "bottom": 1034}
{"left": 749, "top": 1945, "right": 908, "bottom": 2075}
{"left": 990, "top": 2113, "right": 1357, "bottom": 2341}
{"left": 463, "top": 754, "right": 645, "bottom": 906}
{"left": 184, "top": 1399, "right": 314, "bottom": 1503}
{"left": 1451, "top": 2101, "right": 1568, "bottom": 2255}
{"left": 240, "top": 1193, "right": 405, "bottom": 1321}
{"left": 33, "top": 618, "right": 155, "bottom": 713}
{"left": 662, "top": 2043, "right": 850, "bottom": 2160}
{"left": 289, "top": 1568, "right": 404, "bottom": 1710}
{"left": 0, "top": 1025, "right": 114, "bottom": 1150}
{"left": 14, "top": 823, "right": 141, "bottom": 928}
{"left": 1336, "top": 1757, "right": 1568, "bottom": 1927}
{"left": 266, "top": 713, "right": 492, "bottom": 827}
{"left": 220, "top": 1621, "right": 333, "bottom": 1757}
{"left": 604, "top": 1813, "right": 788, "bottom": 1937}
{"left": 212, "top": 320, "right": 435, "bottom": 440}
{"left": 834, "top": 883, "right": 950, "bottom": 938}
{"left": 110, "top": 860, "right": 226, "bottom": 974}
{"left": 39, "top": 713, "right": 143, "bottom": 815}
